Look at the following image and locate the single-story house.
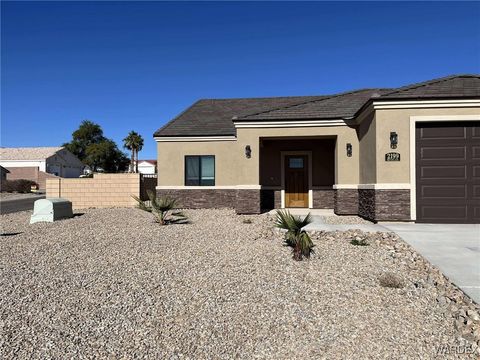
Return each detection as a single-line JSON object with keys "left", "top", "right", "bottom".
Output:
{"left": 137, "top": 160, "right": 157, "bottom": 175}
{"left": 0, "top": 165, "right": 9, "bottom": 181}
{"left": 0, "top": 147, "right": 85, "bottom": 189}
{"left": 153, "top": 74, "right": 480, "bottom": 224}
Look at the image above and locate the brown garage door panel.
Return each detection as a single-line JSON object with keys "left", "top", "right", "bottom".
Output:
{"left": 419, "top": 126, "right": 466, "bottom": 139}
{"left": 421, "top": 185, "right": 466, "bottom": 198}
{"left": 421, "top": 206, "right": 467, "bottom": 220}
{"left": 416, "top": 121, "right": 480, "bottom": 223}
{"left": 421, "top": 146, "right": 466, "bottom": 160}
{"left": 421, "top": 165, "right": 466, "bottom": 179}
{"left": 474, "top": 185, "right": 480, "bottom": 198}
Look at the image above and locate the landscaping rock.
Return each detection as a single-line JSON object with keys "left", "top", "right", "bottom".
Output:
{"left": 0, "top": 208, "right": 479, "bottom": 358}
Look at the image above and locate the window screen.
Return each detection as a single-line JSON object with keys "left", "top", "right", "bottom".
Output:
{"left": 185, "top": 156, "right": 215, "bottom": 186}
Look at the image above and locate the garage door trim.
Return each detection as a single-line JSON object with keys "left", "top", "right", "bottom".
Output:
{"left": 409, "top": 115, "right": 480, "bottom": 221}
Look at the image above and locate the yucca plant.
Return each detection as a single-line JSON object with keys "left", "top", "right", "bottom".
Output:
{"left": 132, "top": 190, "right": 187, "bottom": 225}
{"left": 274, "top": 210, "right": 314, "bottom": 261}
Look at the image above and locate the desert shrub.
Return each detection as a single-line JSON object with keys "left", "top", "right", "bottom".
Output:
{"left": 1, "top": 179, "right": 38, "bottom": 193}
{"left": 274, "top": 210, "right": 314, "bottom": 261}
{"left": 132, "top": 190, "right": 187, "bottom": 225}
{"left": 350, "top": 237, "right": 369, "bottom": 246}
{"left": 378, "top": 272, "right": 405, "bottom": 289}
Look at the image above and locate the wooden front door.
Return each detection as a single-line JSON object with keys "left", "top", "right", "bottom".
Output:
{"left": 285, "top": 155, "right": 308, "bottom": 208}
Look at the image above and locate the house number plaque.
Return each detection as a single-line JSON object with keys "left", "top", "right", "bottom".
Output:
{"left": 385, "top": 152, "right": 400, "bottom": 161}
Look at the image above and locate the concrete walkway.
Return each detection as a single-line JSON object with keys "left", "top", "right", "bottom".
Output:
{"left": 303, "top": 216, "right": 386, "bottom": 232}
{"left": 381, "top": 223, "right": 480, "bottom": 304}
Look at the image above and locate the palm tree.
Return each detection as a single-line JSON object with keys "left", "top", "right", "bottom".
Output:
{"left": 274, "top": 210, "right": 315, "bottom": 260}
{"left": 123, "top": 131, "right": 144, "bottom": 173}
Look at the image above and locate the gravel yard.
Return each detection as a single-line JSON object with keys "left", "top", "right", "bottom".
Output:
{"left": 1, "top": 208, "right": 479, "bottom": 358}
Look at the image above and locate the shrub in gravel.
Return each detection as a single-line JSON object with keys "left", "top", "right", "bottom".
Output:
{"left": 133, "top": 190, "right": 187, "bottom": 225}
{"left": 378, "top": 272, "right": 405, "bottom": 289}
{"left": 1, "top": 179, "right": 37, "bottom": 193}
{"left": 242, "top": 218, "right": 253, "bottom": 224}
{"left": 275, "top": 210, "right": 314, "bottom": 261}
{"left": 350, "top": 236, "right": 369, "bottom": 246}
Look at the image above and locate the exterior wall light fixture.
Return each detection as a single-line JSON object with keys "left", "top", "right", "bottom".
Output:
{"left": 245, "top": 145, "right": 252, "bottom": 158}
{"left": 346, "top": 143, "right": 352, "bottom": 157}
{"left": 390, "top": 131, "right": 398, "bottom": 149}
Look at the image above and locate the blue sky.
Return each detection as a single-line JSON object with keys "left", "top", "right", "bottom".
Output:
{"left": 2, "top": 1, "right": 479, "bottom": 159}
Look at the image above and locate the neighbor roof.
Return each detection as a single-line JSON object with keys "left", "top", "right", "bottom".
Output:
{"left": 0, "top": 147, "right": 64, "bottom": 161}
{"left": 154, "top": 74, "right": 480, "bottom": 137}
{"left": 138, "top": 160, "right": 157, "bottom": 165}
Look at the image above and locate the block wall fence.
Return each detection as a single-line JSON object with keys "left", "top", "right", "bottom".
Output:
{"left": 46, "top": 173, "right": 140, "bottom": 209}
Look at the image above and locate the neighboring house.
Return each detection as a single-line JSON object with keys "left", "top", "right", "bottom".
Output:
{"left": 0, "top": 165, "right": 9, "bottom": 181}
{"left": 136, "top": 160, "right": 157, "bottom": 174}
{"left": 154, "top": 74, "right": 480, "bottom": 224}
{"left": 0, "top": 147, "right": 85, "bottom": 189}
{"left": 0, "top": 165, "right": 9, "bottom": 191}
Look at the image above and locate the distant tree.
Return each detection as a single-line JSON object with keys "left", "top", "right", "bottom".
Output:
{"left": 63, "top": 120, "right": 129, "bottom": 173}
{"left": 123, "top": 131, "right": 144, "bottom": 173}
{"left": 63, "top": 120, "right": 105, "bottom": 160}
{"left": 85, "top": 139, "right": 129, "bottom": 173}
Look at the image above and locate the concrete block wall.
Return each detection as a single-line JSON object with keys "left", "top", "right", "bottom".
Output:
{"left": 46, "top": 173, "right": 140, "bottom": 209}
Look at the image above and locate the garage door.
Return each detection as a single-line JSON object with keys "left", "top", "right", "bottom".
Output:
{"left": 416, "top": 121, "right": 480, "bottom": 223}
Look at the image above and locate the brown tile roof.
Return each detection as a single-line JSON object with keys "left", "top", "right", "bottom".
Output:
{"left": 153, "top": 74, "right": 480, "bottom": 137}
{"left": 154, "top": 96, "right": 327, "bottom": 137}
{"left": 236, "top": 89, "right": 391, "bottom": 121}
{"left": 378, "top": 74, "right": 480, "bottom": 99}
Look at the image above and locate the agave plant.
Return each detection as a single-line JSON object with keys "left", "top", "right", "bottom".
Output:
{"left": 132, "top": 190, "right": 187, "bottom": 225}
{"left": 274, "top": 210, "right": 314, "bottom": 261}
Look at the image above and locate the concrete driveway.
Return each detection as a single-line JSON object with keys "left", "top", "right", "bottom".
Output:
{"left": 382, "top": 223, "right": 480, "bottom": 304}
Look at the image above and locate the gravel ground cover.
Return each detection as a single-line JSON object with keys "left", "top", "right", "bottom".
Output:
{"left": 1, "top": 208, "right": 479, "bottom": 358}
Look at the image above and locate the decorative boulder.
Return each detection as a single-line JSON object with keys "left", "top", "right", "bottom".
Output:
{"left": 30, "top": 198, "right": 73, "bottom": 224}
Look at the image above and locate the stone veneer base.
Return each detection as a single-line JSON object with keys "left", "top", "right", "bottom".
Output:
{"left": 334, "top": 189, "right": 359, "bottom": 215}
{"left": 358, "top": 189, "right": 410, "bottom": 222}
{"left": 156, "top": 189, "right": 261, "bottom": 214}
{"left": 157, "top": 187, "right": 411, "bottom": 221}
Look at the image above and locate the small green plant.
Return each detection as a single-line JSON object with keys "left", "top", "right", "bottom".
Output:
{"left": 378, "top": 272, "right": 405, "bottom": 289}
{"left": 274, "top": 210, "right": 314, "bottom": 261}
{"left": 242, "top": 218, "right": 253, "bottom": 224}
{"left": 132, "top": 190, "right": 187, "bottom": 225}
{"left": 350, "top": 237, "right": 369, "bottom": 246}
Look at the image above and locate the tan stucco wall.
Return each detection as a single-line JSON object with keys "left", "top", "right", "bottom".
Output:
{"left": 156, "top": 106, "right": 480, "bottom": 188}
{"left": 358, "top": 111, "right": 376, "bottom": 184}
{"left": 157, "top": 141, "right": 245, "bottom": 186}
{"left": 157, "top": 125, "right": 359, "bottom": 186}
{"left": 374, "top": 107, "right": 480, "bottom": 183}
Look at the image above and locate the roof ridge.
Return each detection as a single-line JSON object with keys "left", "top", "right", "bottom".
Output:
{"left": 235, "top": 88, "right": 382, "bottom": 120}
{"left": 198, "top": 95, "right": 327, "bottom": 101}
{"left": 380, "top": 74, "right": 480, "bottom": 97}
